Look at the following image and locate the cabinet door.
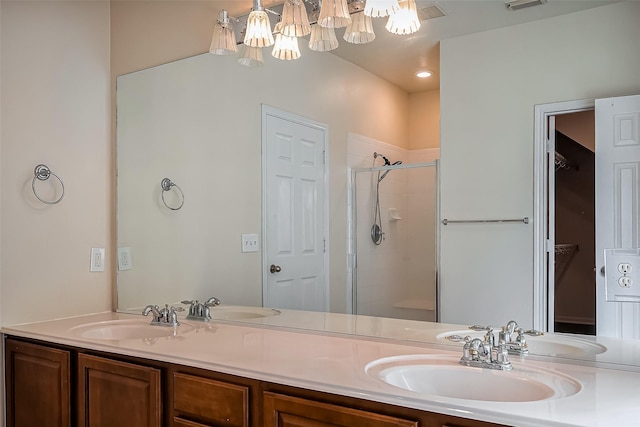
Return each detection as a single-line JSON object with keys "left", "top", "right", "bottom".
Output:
{"left": 263, "top": 392, "right": 418, "bottom": 427}
{"left": 78, "top": 353, "right": 161, "bottom": 427}
{"left": 5, "top": 339, "right": 71, "bottom": 427}
{"left": 173, "top": 372, "right": 249, "bottom": 427}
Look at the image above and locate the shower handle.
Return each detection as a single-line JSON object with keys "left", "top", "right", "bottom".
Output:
{"left": 270, "top": 264, "right": 282, "bottom": 274}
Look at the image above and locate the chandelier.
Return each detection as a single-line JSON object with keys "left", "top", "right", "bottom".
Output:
{"left": 209, "top": 0, "right": 421, "bottom": 67}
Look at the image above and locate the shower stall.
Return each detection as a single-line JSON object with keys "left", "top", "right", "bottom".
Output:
{"left": 349, "top": 155, "right": 439, "bottom": 322}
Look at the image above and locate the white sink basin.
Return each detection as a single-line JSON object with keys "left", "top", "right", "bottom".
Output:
{"left": 437, "top": 330, "right": 606, "bottom": 357}
{"left": 70, "top": 319, "right": 195, "bottom": 340}
{"left": 209, "top": 306, "right": 281, "bottom": 320}
{"left": 366, "top": 354, "right": 581, "bottom": 402}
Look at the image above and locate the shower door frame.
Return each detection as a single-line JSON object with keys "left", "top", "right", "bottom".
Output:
{"left": 348, "top": 161, "right": 440, "bottom": 319}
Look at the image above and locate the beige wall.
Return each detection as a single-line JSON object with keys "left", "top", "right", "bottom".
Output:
{"left": 439, "top": 1, "right": 640, "bottom": 328}
{"left": 1, "top": 1, "right": 112, "bottom": 325}
{"left": 408, "top": 90, "right": 440, "bottom": 150}
{"left": 111, "top": 1, "right": 218, "bottom": 78}
{"left": 556, "top": 111, "right": 595, "bottom": 153}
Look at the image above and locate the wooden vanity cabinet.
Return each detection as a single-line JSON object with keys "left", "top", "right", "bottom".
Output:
{"left": 5, "top": 336, "right": 506, "bottom": 427}
{"left": 77, "top": 353, "right": 162, "bottom": 427}
{"left": 5, "top": 338, "right": 71, "bottom": 427}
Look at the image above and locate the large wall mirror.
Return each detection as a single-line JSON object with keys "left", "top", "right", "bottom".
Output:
{"left": 116, "top": 1, "right": 640, "bottom": 369}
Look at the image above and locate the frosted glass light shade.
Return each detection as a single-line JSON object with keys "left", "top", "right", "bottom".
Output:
{"left": 318, "top": 0, "right": 352, "bottom": 29}
{"left": 364, "top": 0, "right": 399, "bottom": 17}
{"left": 385, "top": 0, "right": 421, "bottom": 35}
{"left": 238, "top": 44, "right": 264, "bottom": 67}
{"left": 343, "top": 12, "right": 375, "bottom": 44}
{"left": 244, "top": 10, "right": 274, "bottom": 47}
{"left": 309, "top": 24, "right": 338, "bottom": 52}
{"left": 272, "top": 22, "right": 301, "bottom": 60}
{"left": 281, "top": 0, "right": 311, "bottom": 37}
{"left": 209, "top": 11, "right": 238, "bottom": 56}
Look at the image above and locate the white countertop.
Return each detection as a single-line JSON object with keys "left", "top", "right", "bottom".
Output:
{"left": 3, "top": 310, "right": 640, "bottom": 427}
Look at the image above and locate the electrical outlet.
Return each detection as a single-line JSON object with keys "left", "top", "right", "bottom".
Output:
{"left": 618, "top": 263, "right": 632, "bottom": 274}
{"left": 619, "top": 277, "right": 633, "bottom": 288}
{"left": 605, "top": 249, "right": 640, "bottom": 302}
{"left": 118, "top": 247, "right": 132, "bottom": 271}
{"left": 242, "top": 234, "right": 260, "bottom": 253}
{"left": 90, "top": 248, "right": 105, "bottom": 272}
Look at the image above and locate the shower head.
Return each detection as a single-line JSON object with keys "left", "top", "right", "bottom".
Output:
{"left": 378, "top": 160, "right": 402, "bottom": 182}
{"left": 373, "top": 152, "right": 391, "bottom": 166}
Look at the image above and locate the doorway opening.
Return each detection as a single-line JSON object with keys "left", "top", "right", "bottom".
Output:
{"left": 553, "top": 113, "right": 596, "bottom": 335}
{"left": 535, "top": 94, "right": 640, "bottom": 338}
{"left": 533, "top": 99, "right": 595, "bottom": 333}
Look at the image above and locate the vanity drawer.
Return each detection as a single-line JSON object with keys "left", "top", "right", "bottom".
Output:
{"left": 173, "top": 372, "right": 249, "bottom": 427}
{"left": 263, "top": 391, "right": 418, "bottom": 427}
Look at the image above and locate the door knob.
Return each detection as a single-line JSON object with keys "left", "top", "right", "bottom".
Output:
{"left": 270, "top": 264, "right": 282, "bottom": 274}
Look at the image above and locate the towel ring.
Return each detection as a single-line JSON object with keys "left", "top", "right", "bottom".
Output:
{"left": 32, "top": 164, "right": 65, "bottom": 205}
{"left": 161, "top": 178, "right": 184, "bottom": 210}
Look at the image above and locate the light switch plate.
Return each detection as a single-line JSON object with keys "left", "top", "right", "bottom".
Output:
{"left": 242, "top": 234, "right": 260, "bottom": 253}
{"left": 118, "top": 247, "right": 132, "bottom": 271}
{"left": 90, "top": 248, "right": 105, "bottom": 272}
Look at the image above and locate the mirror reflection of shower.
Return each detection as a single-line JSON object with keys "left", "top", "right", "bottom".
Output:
{"left": 371, "top": 152, "right": 402, "bottom": 245}
{"left": 349, "top": 151, "right": 438, "bottom": 322}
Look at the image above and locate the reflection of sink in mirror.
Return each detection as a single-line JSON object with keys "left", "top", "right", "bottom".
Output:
{"left": 70, "top": 319, "right": 195, "bottom": 340}
{"left": 209, "top": 306, "right": 281, "bottom": 320}
{"left": 366, "top": 354, "right": 582, "bottom": 402}
{"left": 437, "top": 330, "right": 606, "bottom": 357}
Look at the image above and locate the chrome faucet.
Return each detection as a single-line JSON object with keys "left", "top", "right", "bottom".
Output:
{"left": 142, "top": 304, "right": 183, "bottom": 327}
{"left": 498, "top": 320, "right": 544, "bottom": 355}
{"left": 457, "top": 327, "right": 512, "bottom": 371}
{"left": 181, "top": 297, "right": 222, "bottom": 321}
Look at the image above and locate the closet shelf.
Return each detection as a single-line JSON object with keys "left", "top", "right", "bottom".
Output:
{"left": 555, "top": 244, "right": 579, "bottom": 256}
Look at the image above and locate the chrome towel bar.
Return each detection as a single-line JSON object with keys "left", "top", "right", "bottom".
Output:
{"left": 442, "top": 217, "right": 529, "bottom": 225}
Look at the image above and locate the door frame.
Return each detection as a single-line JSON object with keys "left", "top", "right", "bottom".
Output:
{"left": 533, "top": 98, "right": 594, "bottom": 331}
{"left": 261, "top": 104, "right": 330, "bottom": 309}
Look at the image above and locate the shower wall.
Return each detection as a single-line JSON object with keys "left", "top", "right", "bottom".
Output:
{"left": 347, "top": 133, "right": 439, "bottom": 321}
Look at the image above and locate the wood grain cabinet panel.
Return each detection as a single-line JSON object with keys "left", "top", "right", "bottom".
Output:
{"left": 173, "top": 372, "right": 249, "bottom": 427}
{"left": 77, "top": 353, "right": 161, "bottom": 427}
{"left": 263, "top": 392, "right": 418, "bottom": 427}
{"left": 5, "top": 339, "right": 71, "bottom": 427}
{"left": 173, "top": 417, "right": 213, "bottom": 427}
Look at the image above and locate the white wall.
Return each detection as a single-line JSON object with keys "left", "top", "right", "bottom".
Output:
{"left": 439, "top": 1, "right": 640, "bottom": 328}
{"left": 1, "top": 1, "right": 112, "bottom": 325}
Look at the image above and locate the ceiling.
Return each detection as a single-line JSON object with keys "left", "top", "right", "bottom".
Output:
{"left": 213, "top": 0, "right": 618, "bottom": 93}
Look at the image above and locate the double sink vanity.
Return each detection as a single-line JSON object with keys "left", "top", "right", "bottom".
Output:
{"left": 3, "top": 305, "right": 640, "bottom": 426}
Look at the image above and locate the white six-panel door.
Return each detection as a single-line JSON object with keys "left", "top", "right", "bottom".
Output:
{"left": 596, "top": 94, "right": 640, "bottom": 338}
{"left": 262, "top": 106, "right": 328, "bottom": 311}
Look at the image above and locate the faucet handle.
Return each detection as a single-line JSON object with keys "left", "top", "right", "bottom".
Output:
{"left": 181, "top": 300, "right": 196, "bottom": 306}
{"left": 469, "top": 324, "right": 493, "bottom": 331}
{"left": 444, "top": 334, "right": 471, "bottom": 343}
{"left": 205, "top": 297, "right": 222, "bottom": 307}
{"left": 518, "top": 328, "right": 544, "bottom": 337}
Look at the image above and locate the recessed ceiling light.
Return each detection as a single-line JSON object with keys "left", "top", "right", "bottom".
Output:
{"left": 416, "top": 71, "right": 432, "bottom": 78}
